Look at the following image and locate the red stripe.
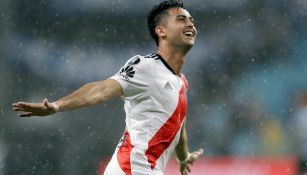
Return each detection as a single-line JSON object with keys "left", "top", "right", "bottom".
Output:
{"left": 117, "top": 130, "right": 133, "bottom": 175}
{"left": 145, "top": 85, "right": 187, "bottom": 169}
{"left": 180, "top": 74, "right": 188, "bottom": 90}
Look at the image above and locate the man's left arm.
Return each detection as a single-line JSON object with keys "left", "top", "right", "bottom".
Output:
{"left": 175, "top": 119, "right": 204, "bottom": 175}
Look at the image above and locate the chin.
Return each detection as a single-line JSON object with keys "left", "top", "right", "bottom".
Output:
{"left": 184, "top": 38, "right": 195, "bottom": 47}
{"left": 173, "top": 39, "right": 195, "bottom": 49}
{"left": 184, "top": 41, "right": 195, "bottom": 48}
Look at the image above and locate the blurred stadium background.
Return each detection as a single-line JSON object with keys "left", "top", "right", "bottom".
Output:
{"left": 1, "top": 0, "right": 307, "bottom": 174}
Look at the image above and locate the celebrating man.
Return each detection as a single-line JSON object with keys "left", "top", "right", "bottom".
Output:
{"left": 13, "top": 1, "right": 203, "bottom": 174}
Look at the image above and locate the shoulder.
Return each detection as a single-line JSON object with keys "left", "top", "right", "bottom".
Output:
{"left": 118, "top": 54, "right": 154, "bottom": 80}
{"left": 122, "top": 53, "right": 159, "bottom": 69}
{"left": 124, "top": 53, "right": 159, "bottom": 69}
{"left": 125, "top": 54, "right": 157, "bottom": 65}
{"left": 143, "top": 53, "right": 159, "bottom": 59}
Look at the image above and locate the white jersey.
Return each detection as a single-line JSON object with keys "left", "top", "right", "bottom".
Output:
{"left": 104, "top": 53, "right": 188, "bottom": 175}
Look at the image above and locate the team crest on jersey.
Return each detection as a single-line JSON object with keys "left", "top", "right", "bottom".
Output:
{"left": 118, "top": 57, "right": 140, "bottom": 80}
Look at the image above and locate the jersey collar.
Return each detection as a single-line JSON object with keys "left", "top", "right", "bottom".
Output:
{"left": 156, "top": 54, "right": 177, "bottom": 76}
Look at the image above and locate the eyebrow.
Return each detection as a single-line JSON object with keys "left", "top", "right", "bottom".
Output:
{"left": 176, "top": 15, "right": 194, "bottom": 21}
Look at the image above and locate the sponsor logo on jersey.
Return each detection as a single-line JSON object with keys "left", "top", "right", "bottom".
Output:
{"left": 119, "top": 57, "right": 140, "bottom": 80}
{"left": 119, "top": 65, "right": 135, "bottom": 80}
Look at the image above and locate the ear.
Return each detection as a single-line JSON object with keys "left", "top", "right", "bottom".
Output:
{"left": 155, "top": 25, "right": 166, "bottom": 38}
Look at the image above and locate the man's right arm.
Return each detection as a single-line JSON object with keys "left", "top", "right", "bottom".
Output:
{"left": 12, "top": 79, "right": 123, "bottom": 117}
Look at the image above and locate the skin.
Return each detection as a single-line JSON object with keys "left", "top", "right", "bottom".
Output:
{"left": 156, "top": 7, "right": 197, "bottom": 75}
{"left": 175, "top": 120, "right": 203, "bottom": 175}
{"left": 12, "top": 7, "right": 203, "bottom": 175}
{"left": 12, "top": 79, "right": 123, "bottom": 116}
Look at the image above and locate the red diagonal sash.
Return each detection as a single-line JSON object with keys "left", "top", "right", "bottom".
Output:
{"left": 145, "top": 85, "right": 187, "bottom": 169}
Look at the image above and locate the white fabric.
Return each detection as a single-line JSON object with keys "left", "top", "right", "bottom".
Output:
{"left": 104, "top": 54, "right": 188, "bottom": 175}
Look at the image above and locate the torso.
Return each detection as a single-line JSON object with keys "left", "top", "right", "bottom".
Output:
{"left": 106, "top": 53, "right": 188, "bottom": 175}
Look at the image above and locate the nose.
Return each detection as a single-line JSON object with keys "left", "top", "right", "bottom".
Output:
{"left": 186, "top": 19, "right": 196, "bottom": 31}
{"left": 186, "top": 19, "right": 196, "bottom": 34}
{"left": 186, "top": 19, "right": 194, "bottom": 28}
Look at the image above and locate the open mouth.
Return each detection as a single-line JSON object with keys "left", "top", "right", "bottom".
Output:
{"left": 183, "top": 31, "right": 195, "bottom": 37}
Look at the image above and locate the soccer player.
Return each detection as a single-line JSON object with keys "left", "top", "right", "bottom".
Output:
{"left": 12, "top": 0, "right": 203, "bottom": 174}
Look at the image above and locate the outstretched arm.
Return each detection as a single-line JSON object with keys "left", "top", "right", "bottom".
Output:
{"left": 175, "top": 120, "right": 203, "bottom": 175}
{"left": 12, "top": 79, "right": 123, "bottom": 117}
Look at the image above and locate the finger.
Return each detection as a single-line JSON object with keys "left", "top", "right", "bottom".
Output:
{"left": 190, "top": 154, "right": 200, "bottom": 162}
{"left": 12, "top": 102, "right": 25, "bottom": 108}
{"left": 16, "top": 102, "right": 32, "bottom": 108}
{"left": 19, "top": 112, "right": 33, "bottom": 117}
{"left": 43, "top": 98, "right": 48, "bottom": 107}
{"left": 13, "top": 107, "right": 25, "bottom": 111}
{"left": 189, "top": 149, "right": 204, "bottom": 163}
{"left": 45, "top": 99, "right": 57, "bottom": 111}
{"left": 43, "top": 98, "right": 55, "bottom": 111}
{"left": 16, "top": 102, "right": 27, "bottom": 106}
{"left": 193, "top": 148, "right": 204, "bottom": 157}
{"left": 192, "top": 148, "right": 203, "bottom": 155}
{"left": 180, "top": 165, "right": 187, "bottom": 175}
{"left": 187, "top": 164, "right": 191, "bottom": 172}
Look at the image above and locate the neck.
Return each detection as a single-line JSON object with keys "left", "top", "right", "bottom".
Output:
{"left": 157, "top": 43, "right": 190, "bottom": 75}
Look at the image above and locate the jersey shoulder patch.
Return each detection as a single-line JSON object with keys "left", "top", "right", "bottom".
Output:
{"left": 118, "top": 55, "right": 142, "bottom": 80}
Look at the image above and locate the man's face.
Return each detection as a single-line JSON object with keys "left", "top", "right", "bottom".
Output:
{"left": 160, "top": 8, "right": 197, "bottom": 48}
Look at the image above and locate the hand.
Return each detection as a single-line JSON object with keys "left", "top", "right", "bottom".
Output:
{"left": 179, "top": 148, "right": 203, "bottom": 175}
{"left": 12, "top": 98, "right": 59, "bottom": 117}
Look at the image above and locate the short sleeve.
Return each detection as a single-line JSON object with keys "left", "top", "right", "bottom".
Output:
{"left": 109, "top": 55, "right": 149, "bottom": 97}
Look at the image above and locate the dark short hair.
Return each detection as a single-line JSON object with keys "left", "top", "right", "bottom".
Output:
{"left": 147, "top": 0, "right": 185, "bottom": 46}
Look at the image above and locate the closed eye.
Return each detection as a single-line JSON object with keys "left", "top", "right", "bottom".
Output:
{"left": 176, "top": 15, "right": 195, "bottom": 24}
{"left": 177, "top": 15, "right": 187, "bottom": 22}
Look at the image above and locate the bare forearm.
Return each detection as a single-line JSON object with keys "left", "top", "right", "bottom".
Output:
{"left": 54, "top": 79, "right": 122, "bottom": 112}
{"left": 175, "top": 121, "right": 189, "bottom": 160}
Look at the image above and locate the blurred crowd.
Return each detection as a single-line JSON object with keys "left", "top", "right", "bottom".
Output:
{"left": 0, "top": 0, "right": 307, "bottom": 174}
